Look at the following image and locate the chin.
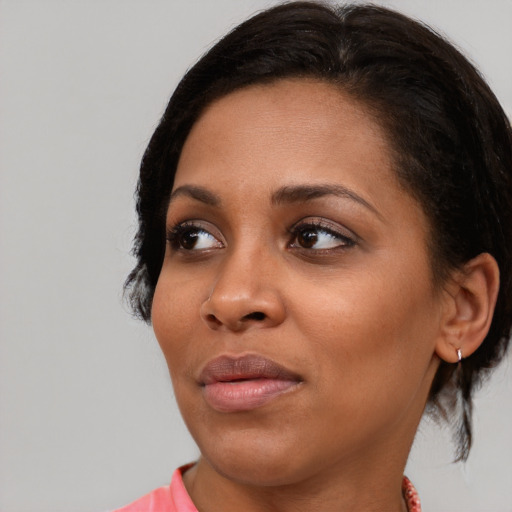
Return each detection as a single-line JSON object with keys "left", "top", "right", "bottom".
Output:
{"left": 205, "top": 453, "right": 307, "bottom": 488}
{"left": 193, "top": 424, "right": 315, "bottom": 487}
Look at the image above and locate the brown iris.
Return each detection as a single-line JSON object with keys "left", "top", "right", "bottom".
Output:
{"left": 180, "top": 229, "right": 199, "bottom": 250}
{"left": 297, "top": 229, "right": 318, "bottom": 249}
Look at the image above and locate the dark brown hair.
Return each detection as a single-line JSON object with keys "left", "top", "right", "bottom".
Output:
{"left": 125, "top": 2, "right": 512, "bottom": 460}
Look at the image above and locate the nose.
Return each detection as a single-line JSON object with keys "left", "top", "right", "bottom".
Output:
{"left": 200, "top": 249, "right": 286, "bottom": 332}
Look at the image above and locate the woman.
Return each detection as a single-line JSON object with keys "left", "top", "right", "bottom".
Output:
{"left": 117, "top": 2, "right": 512, "bottom": 511}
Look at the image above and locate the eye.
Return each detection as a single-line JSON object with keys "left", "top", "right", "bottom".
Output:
{"left": 289, "top": 221, "right": 356, "bottom": 251}
{"left": 167, "top": 222, "right": 223, "bottom": 251}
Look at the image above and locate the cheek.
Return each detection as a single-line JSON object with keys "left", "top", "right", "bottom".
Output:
{"left": 290, "top": 278, "right": 438, "bottom": 448}
{"left": 151, "top": 272, "right": 204, "bottom": 372}
{"left": 293, "top": 258, "right": 439, "bottom": 389}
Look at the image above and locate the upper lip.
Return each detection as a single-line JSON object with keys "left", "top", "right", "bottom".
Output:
{"left": 199, "top": 354, "right": 303, "bottom": 385}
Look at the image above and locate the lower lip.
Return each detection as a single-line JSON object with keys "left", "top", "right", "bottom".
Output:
{"left": 202, "top": 379, "right": 299, "bottom": 412}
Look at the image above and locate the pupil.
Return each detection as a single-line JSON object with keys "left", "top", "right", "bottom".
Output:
{"left": 298, "top": 230, "right": 317, "bottom": 248}
{"left": 181, "top": 230, "right": 198, "bottom": 249}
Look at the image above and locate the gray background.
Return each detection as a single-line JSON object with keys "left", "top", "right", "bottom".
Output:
{"left": 1, "top": 1, "right": 511, "bottom": 511}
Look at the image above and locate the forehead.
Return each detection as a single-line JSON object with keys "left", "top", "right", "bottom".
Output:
{"left": 174, "top": 79, "right": 400, "bottom": 205}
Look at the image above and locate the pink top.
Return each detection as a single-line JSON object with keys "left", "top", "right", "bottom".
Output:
{"left": 112, "top": 465, "right": 196, "bottom": 512}
{"left": 112, "top": 465, "right": 421, "bottom": 512}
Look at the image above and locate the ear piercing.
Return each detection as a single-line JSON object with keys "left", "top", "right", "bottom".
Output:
{"left": 456, "top": 348, "right": 462, "bottom": 363}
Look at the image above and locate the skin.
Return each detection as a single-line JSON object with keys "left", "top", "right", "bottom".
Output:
{"left": 151, "top": 79, "right": 458, "bottom": 512}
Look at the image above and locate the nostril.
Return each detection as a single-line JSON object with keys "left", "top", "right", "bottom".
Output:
{"left": 206, "top": 314, "right": 222, "bottom": 326}
{"left": 243, "top": 311, "right": 266, "bottom": 321}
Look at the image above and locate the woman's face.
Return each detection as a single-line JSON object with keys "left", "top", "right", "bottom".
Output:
{"left": 152, "top": 79, "right": 445, "bottom": 486}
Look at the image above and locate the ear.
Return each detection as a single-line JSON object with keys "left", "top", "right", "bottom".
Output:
{"left": 435, "top": 253, "right": 500, "bottom": 363}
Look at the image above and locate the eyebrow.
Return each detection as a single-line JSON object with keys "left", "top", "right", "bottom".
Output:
{"left": 168, "top": 185, "right": 221, "bottom": 207}
{"left": 167, "top": 183, "right": 380, "bottom": 218}
{"left": 272, "top": 184, "right": 380, "bottom": 217}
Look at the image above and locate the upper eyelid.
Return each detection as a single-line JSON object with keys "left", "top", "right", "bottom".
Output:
{"left": 292, "top": 221, "right": 344, "bottom": 235}
{"left": 167, "top": 219, "right": 216, "bottom": 233}
{"left": 166, "top": 220, "right": 224, "bottom": 245}
{"left": 290, "top": 217, "right": 358, "bottom": 240}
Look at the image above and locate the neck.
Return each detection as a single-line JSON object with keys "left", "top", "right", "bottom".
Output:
{"left": 184, "top": 438, "right": 410, "bottom": 512}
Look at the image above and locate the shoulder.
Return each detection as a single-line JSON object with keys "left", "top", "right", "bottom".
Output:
{"left": 110, "top": 464, "right": 197, "bottom": 512}
{"left": 112, "top": 484, "right": 172, "bottom": 512}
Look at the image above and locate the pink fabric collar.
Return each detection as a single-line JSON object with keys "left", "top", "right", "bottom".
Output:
{"left": 112, "top": 464, "right": 197, "bottom": 512}
{"left": 402, "top": 475, "right": 421, "bottom": 512}
{"left": 170, "top": 464, "right": 198, "bottom": 512}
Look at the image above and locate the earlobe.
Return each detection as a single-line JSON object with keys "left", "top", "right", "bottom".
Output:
{"left": 435, "top": 253, "right": 500, "bottom": 363}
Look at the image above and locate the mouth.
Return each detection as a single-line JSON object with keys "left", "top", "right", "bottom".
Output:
{"left": 199, "top": 354, "right": 303, "bottom": 413}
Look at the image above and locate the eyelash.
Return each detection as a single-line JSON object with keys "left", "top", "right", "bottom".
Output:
{"left": 287, "top": 219, "right": 356, "bottom": 254}
{"left": 166, "top": 219, "right": 357, "bottom": 253}
{"left": 166, "top": 221, "right": 223, "bottom": 252}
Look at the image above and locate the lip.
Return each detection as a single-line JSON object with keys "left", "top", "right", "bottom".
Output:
{"left": 199, "top": 354, "right": 303, "bottom": 413}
